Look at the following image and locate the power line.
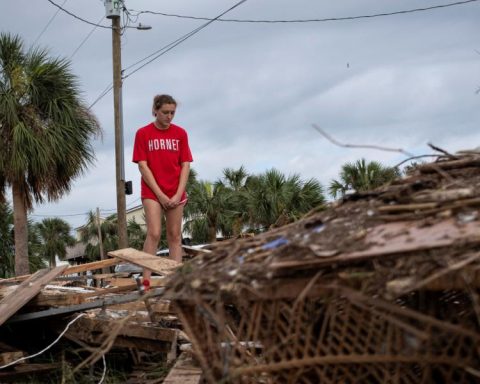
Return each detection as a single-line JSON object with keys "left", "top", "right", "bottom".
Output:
{"left": 70, "top": 15, "right": 105, "bottom": 59}
{"left": 33, "top": 0, "right": 68, "bottom": 46}
{"left": 128, "top": 0, "right": 479, "bottom": 24}
{"left": 88, "top": 83, "right": 114, "bottom": 109}
{"left": 88, "top": 0, "right": 249, "bottom": 107}
{"left": 46, "top": 0, "right": 111, "bottom": 29}
{"left": 123, "top": 0, "right": 248, "bottom": 80}
{"left": 30, "top": 212, "right": 90, "bottom": 218}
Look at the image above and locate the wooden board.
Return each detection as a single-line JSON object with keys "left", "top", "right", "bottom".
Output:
{"left": 70, "top": 315, "right": 178, "bottom": 342}
{"left": 271, "top": 218, "right": 480, "bottom": 271}
{"left": 108, "top": 248, "right": 181, "bottom": 274}
{"left": 0, "top": 266, "right": 67, "bottom": 327}
{"left": 62, "top": 258, "right": 121, "bottom": 275}
{"left": 8, "top": 287, "right": 165, "bottom": 323}
{"left": 163, "top": 352, "right": 203, "bottom": 384}
{"left": 0, "top": 258, "right": 122, "bottom": 285}
{"left": 0, "top": 363, "right": 61, "bottom": 378}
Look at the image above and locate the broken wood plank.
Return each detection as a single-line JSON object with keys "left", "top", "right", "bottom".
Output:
{"left": 0, "top": 258, "right": 122, "bottom": 285}
{"left": 271, "top": 218, "right": 480, "bottom": 271}
{"left": 71, "top": 315, "right": 178, "bottom": 342}
{"left": 0, "top": 266, "right": 67, "bottom": 327}
{"left": 411, "top": 188, "right": 475, "bottom": 203}
{"left": 0, "top": 351, "right": 24, "bottom": 366}
{"left": 418, "top": 156, "right": 480, "bottom": 173}
{"left": 0, "top": 363, "right": 62, "bottom": 378}
{"left": 108, "top": 248, "right": 181, "bottom": 275}
{"left": 62, "top": 258, "right": 121, "bottom": 275}
{"left": 65, "top": 318, "right": 174, "bottom": 353}
{"left": 163, "top": 352, "right": 203, "bottom": 384}
{"left": 28, "top": 291, "right": 86, "bottom": 308}
{"left": 377, "top": 202, "right": 438, "bottom": 213}
{"left": 7, "top": 287, "right": 165, "bottom": 323}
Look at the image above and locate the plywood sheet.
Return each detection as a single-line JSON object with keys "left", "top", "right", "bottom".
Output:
{"left": 108, "top": 248, "right": 181, "bottom": 274}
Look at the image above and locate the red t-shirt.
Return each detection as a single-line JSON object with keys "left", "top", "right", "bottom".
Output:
{"left": 132, "top": 122, "right": 193, "bottom": 201}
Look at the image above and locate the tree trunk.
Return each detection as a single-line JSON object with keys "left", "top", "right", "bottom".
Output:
{"left": 12, "top": 181, "right": 30, "bottom": 276}
{"left": 208, "top": 224, "right": 217, "bottom": 243}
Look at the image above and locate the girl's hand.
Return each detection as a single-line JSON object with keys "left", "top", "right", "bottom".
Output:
{"left": 169, "top": 194, "right": 181, "bottom": 207}
{"left": 157, "top": 194, "right": 170, "bottom": 210}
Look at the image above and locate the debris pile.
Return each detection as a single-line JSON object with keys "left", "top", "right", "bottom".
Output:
{"left": 165, "top": 152, "right": 480, "bottom": 383}
{"left": 0, "top": 248, "right": 202, "bottom": 383}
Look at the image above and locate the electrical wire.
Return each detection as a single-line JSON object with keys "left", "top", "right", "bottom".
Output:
{"left": 122, "top": 0, "right": 248, "bottom": 80}
{"left": 46, "top": 0, "right": 111, "bottom": 29}
{"left": 30, "top": 212, "right": 90, "bottom": 218}
{"left": 128, "top": 0, "right": 479, "bottom": 23}
{"left": 0, "top": 313, "right": 86, "bottom": 370}
{"left": 88, "top": 83, "right": 114, "bottom": 109}
{"left": 33, "top": 0, "right": 68, "bottom": 46}
{"left": 87, "top": 0, "right": 248, "bottom": 108}
{"left": 70, "top": 15, "right": 105, "bottom": 59}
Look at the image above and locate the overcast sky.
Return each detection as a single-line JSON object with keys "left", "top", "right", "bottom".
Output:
{"left": 1, "top": 0, "right": 479, "bottom": 229}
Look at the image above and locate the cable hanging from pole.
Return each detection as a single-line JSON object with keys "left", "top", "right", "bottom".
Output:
{"left": 123, "top": 0, "right": 249, "bottom": 80}
{"left": 128, "top": 0, "right": 478, "bottom": 23}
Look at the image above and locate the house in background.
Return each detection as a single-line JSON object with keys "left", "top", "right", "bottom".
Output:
{"left": 65, "top": 204, "right": 146, "bottom": 265}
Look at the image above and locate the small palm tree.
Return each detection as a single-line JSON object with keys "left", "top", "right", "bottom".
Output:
{"left": 221, "top": 166, "right": 250, "bottom": 236}
{"left": 329, "top": 158, "right": 400, "bottom": 199}
{"left": 0, "top": 202, "right": 14, "bottom": 277}
{"left": 80, "top": 211, "right": 118, "bottom": 262}
{"left": 184, "top": 180, "right": 233, "bottom": 243}
{"left": 0, "top": 33, "right": 101, "bottom": 275}
{"left": 36, "top": 218, "right": 75, "bottom": 268}
{"left": 245, "top": 169, "right": 325, "bottom": 230}
{"left": 127, "top": 218, "right": 146, "bottom": 250}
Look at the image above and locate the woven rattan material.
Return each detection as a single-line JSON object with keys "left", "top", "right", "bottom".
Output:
{"left": 167, "top": 153, "right": 480, "bottom": 383}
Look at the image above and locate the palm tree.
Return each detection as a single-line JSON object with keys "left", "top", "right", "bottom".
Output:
{"left": 80, "top": 211, "right": 118, "bottom": 262}
{"left": 329, "top": 158, "right": 400, "bottom": 199}
{"left": 0, "top": 202, "right": 14, "bottom": 277}
{"left": 0, "top": 202, "right": 45, "bottom": 276}
{"left": 127, "top": 218, "right": 146, "bottom": 250}
{"left": 221, "top": 166, "right": 250, "bottom": 236}
{"left": 245, "top": 169, "right": 325, "bottom": 230}
{"left": 36, "top": 218, "right": 75, "bottom": 268}
{"left": 184, "top": 180, "right": 233, "bottom": 243}
{"left": 0, "top": 33, "right": 101, "bottom": 275}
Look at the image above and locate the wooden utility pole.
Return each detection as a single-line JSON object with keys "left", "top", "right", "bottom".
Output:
{"left": 110, "top": 6, "right": 128, "bottom": 248}
{"left": 96, "top": 207, "right": 105, "bottom": 261}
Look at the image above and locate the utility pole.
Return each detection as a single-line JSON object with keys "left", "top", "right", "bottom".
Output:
{"left": 105, "top": 0, "right": 128, "bottom": 248}
{"left": 96, "top": 207, "right": 109, "bottom": 276}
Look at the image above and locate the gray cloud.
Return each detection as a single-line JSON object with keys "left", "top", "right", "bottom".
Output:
{"left": 1, "top": 0, "right": 478, "bottom": 228}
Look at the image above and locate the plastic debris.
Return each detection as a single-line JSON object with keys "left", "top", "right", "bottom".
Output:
{"left": 262, "top": 237, "right": 289, "bottom": 250}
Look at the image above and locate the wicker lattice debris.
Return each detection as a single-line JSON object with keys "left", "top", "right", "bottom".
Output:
{"left": 165, "top": 153, "right": 480, "bottom": 383}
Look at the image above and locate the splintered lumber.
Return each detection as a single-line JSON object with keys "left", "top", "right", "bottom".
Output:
{"left": 69, "top": 315, "right": 177, "bottom": 342}
{"left": 271, "top": 218, "right": 480, "bottom": 271}
{"left": 0, "top": 363, "right": 61, "bottom": 379}
{"left": 28, "top": 291, "right": 86, "bottom": 308}
{"left": 0, "top": 341, "right": 25, "bottom": 366}
{"left": 0, "top": 350, "right": 24, "bottom": 366}
{"left": 0, "top": 258, "right": 122, "bottom": 285}
{"left": 62, "top": 257, "right": 121, "bottom": 275}
{"left": 7, "top": 287, "right": 165, "bottom": 323}
{"left": 65, "top": 314, "right": 176, "bottom": 352}
{"left": 163, "top": 352, "right": 203, "bottom": 384}
{"left": 0, "top": 266, "right": 67, "bottom": 327}
{"left": 108, "top": 248, "right": 181, "bottom": 274}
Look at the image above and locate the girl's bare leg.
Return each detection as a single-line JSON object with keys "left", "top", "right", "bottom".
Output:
{"left": 165, "top": 203, "right": 184, "bottom": 263}
{"left": 142, "top": 198, "right": 163, "bottom": 281}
